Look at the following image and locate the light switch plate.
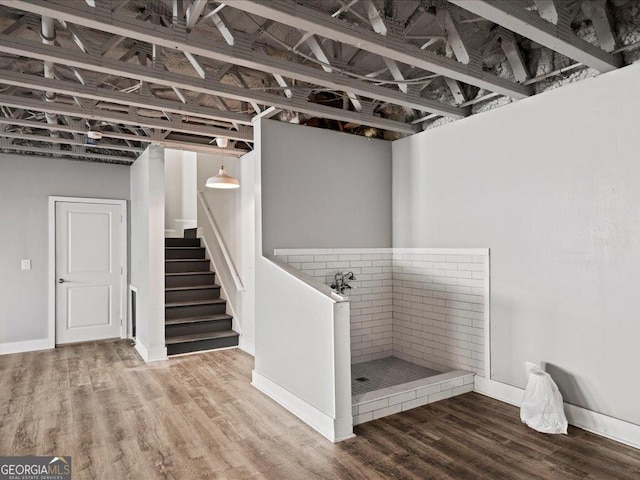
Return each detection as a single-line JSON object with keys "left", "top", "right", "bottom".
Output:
{"left": 21, "top": 259, "right": 31, "bottom": 270}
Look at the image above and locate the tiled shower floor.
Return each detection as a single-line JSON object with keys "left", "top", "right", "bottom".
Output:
{"left": 351, "top": 357, "right": 440, "bottom": 396}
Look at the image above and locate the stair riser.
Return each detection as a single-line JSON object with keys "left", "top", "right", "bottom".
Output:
{"left": 184, "top": 228, "right": 198, "bottom": 239}
{"left": 165, "top": 238, "right": 200, "bottom": 247}
{"left": 165, "top": 273, "right": 216, "bottom": 288}
{"left": 166, "top": 303, "right": 227, "bottom": 319}
{"left": 165, "top": 260, "right": 210, "bottom": 273}
{"left": 165, "top": 319, "right": 233, "bottom": 338}
{"left": 167, "top": 335, "right": 238, "bottom": 355}
{"left": 165, "top": 288, "right": 220, "bottom": 303}
{"left": 165, "top": 248, "right": 206, "bottom": 260}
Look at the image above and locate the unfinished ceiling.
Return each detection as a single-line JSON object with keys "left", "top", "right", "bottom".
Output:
{"left": 0, "top": 0, "right": 638, "bottom": 164}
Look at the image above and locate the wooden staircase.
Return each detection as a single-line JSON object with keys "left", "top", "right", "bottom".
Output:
{"left": 165, "top": 234, "right": 238, "bottom": 355}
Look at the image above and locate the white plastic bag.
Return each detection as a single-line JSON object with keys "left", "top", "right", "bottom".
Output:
{"left": 520, "top": 362, "right": 568, "bottom": 434}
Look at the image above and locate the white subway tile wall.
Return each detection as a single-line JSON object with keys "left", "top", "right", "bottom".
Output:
{"left": 392, "top": 252, "right": 487, "bottom": 378}
{"left": 274, "top": 248, "right": 488, "bottom": 375}
{"left": 275, "top": 249, "right": 395, "bottom": 364}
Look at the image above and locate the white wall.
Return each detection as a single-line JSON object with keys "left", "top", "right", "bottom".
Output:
{"left": 0, "top": 154, "right": 129, "bottom": 352}
{"left": 164, "top": 149, "right": 197, "bottom": 237}
{"left": 130, "top": 145, "right": 166, "bottom": 362}
{"left": 260, "top": 119, "right": 392, "bottom": 254}
{"left": 393, "top": 64, "right": 640, "bottom": 425}
{"left": 197, "top": 151, "right": 256, "bottom": 353}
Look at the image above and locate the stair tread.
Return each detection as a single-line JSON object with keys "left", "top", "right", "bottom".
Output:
{"left": 165, "top": 247, "right": 204, "bottom": 250}
{"left": 166, "top": 330, "right": 238, "bottom": 345}
{"left": 165, "top": 314, "right": 232, "bottom": 326}
{"left": 165, "top": 285, "right": 220, "bottom": 292}
{"left": 166, "top": 299, "right": 226, "bottom": 308}
{"left": 165, "top": 271, "right": 215, "bottom": 277}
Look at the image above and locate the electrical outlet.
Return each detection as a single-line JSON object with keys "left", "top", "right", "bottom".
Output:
{"left": 21, "top": 259, "right": 31, "bottom": 270}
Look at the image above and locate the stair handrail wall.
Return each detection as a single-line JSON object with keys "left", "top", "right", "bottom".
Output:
{"left": 254, "top": 253, "right": 354, "bottom": 442}
{"left": 265, "top": 254, "right": 347, "bottom": 302}
{"left": 197, "top": 190, "right": 245, "bottom": 292}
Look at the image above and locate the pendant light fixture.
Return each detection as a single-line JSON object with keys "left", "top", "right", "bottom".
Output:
{"left": 205, "top": 137, "right": 239, "bottom": 189}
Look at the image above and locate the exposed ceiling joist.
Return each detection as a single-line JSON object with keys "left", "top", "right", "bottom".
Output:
{"left": 8, "top": 0, "right": 466, "bottom": 119}
{"left": 0, "top": 34, "right": 416, "bottom": 134}
{"left": 448, "top": 0, "right": 622, "bottom": 72}
{"left": 0, "top": 93, "right": 253, "bottom": 142}
{"left": 0, "top": 130, "right": 144, "bottom": 153}
{"left": 0, "top": 143, "right": 135, "bottom": 164}
{"left": 0, "top": 69, "right": 253, "bottom": 126}
{"left": 0, "top": 116, "right": 144, "bottom": 143}
{"left": 0, "top": 0, "right": 629, "bottom": 159}
{"left": 144, "top": 138, "right": 247, "bottom": 156}
{"left": 227, "top": 0, "right": 532, "bottom": 99}
{"left": 0, "top": 116, "right": 248, "bottom": 156}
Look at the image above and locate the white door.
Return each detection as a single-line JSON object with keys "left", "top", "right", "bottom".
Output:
{"left": 55, "top": 201, "right": 123, "bottom": 344}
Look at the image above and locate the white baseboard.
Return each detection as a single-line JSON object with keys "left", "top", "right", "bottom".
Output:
{"left": 334, "top": 416, "right": 356, "bottom": 442}
{"left": 474, "top": 377, "right": 640, "bottom": 450}
{"left": 134, "top": 341, "right": 167, "bottom": 363}
{"left": 474, "top": 376, "right": 523, "bottom": 406}
{"left": 0, "top": 338, "right": 52, "bottom": 355}
{"left": 239, "top": 337, "right": 255, "bottom": 356}
{"left": 252, "top": 370, "right": 353, "bottom": 443}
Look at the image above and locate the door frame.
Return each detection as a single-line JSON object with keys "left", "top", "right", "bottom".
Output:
{"left": 48, "top": 196, "right": 128, "bottom": 348}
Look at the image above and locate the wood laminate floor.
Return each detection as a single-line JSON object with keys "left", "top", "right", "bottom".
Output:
{"left": 1, "top": 340, "right": 639, "bottom": 480}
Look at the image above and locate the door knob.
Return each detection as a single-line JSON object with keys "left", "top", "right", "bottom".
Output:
{"left": 58, "top": 278, "right": 66, "bottom": 284}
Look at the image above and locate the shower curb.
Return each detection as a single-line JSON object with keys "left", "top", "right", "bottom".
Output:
{"left": 352, "top": 370, "right": 474, "bottom": 425}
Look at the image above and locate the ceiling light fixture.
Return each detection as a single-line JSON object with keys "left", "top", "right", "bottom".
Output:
{"left": 205, "top": 137, "right": 239, "bottom": 189}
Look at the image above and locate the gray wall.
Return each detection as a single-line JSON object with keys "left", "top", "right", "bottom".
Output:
{"left": 261, "top": 120, "right": 392, "bottom": 254}
{"left": 0, "top": 154, "right": 130, "bottom": 346}
{"left": 393, "top": 64, "right": 640, "bottom": 425}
